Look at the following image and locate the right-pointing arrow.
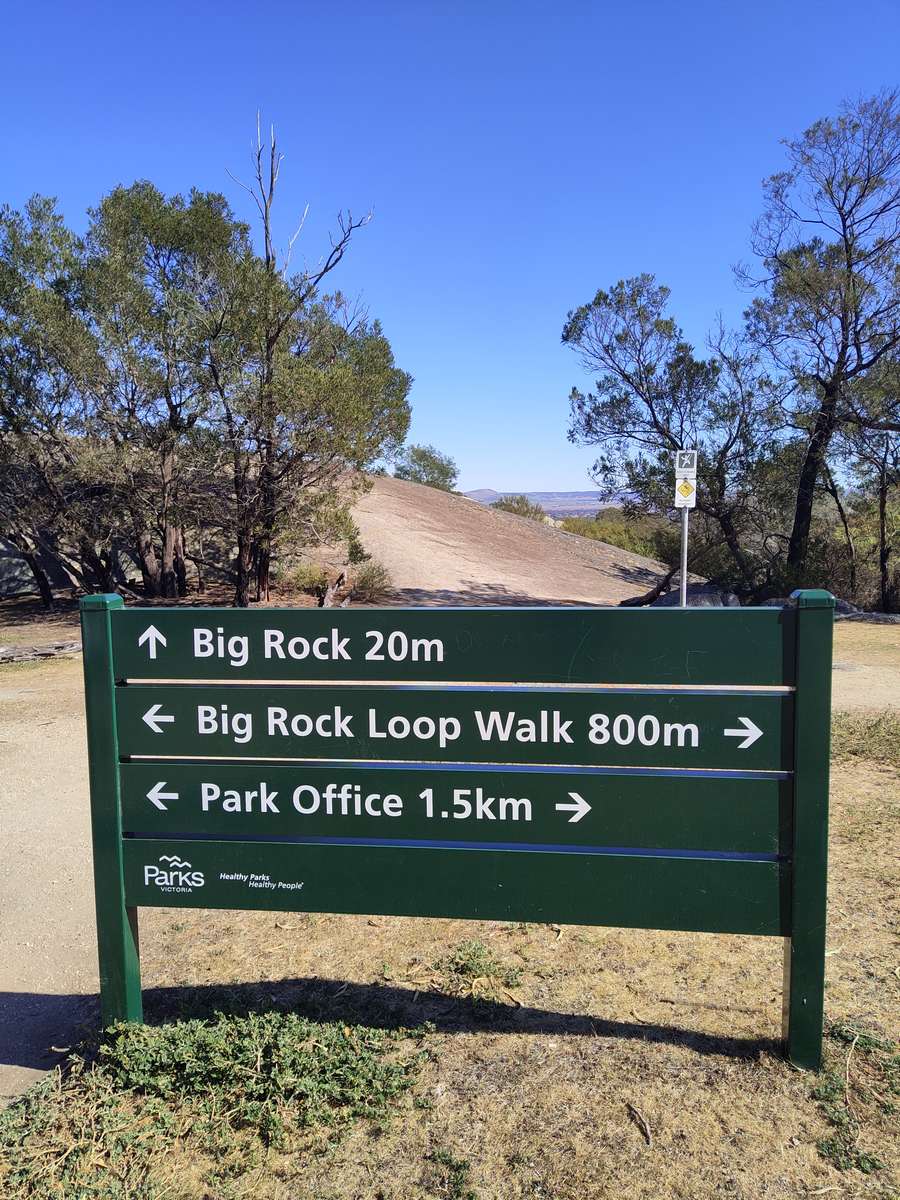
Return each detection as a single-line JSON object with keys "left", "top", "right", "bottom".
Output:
{"left": 142, "top": 704, "right": 175, "bottom": 734}
{"left": 555, "top": 791, "right": 591, "bottom": 823}
{"left": 723, "top": 716, "right": 763, "bottom": 750}
{"left": 146, "top": 782, "right": 179, "bottom": 811}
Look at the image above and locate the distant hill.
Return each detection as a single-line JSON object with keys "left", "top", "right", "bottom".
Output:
{"left": 465, "top": 489, "right": 610, "bottom": 518}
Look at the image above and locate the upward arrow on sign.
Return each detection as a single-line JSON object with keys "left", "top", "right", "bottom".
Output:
{"left": 137, "top": 625, "right": 167, "bottom": 659}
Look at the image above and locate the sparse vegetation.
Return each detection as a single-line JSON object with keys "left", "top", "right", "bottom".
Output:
{"left": 811, "top": 1021, "right": 898, "bottom": 1174}
{"left": 491, "top": 494, "right": 547, "bottom": 521}
{"left": 561, "top": 508, "right": 680, "bottom": 565}
{"left": 425, "top": 1147, "right": 479, "bottom": 1199}
{"left": 0, "top": 1013, "right": 428, "bottom": 1197}
{"left": 350, "top": 559, "right": 393, "bottom": 602}
{"left": 831, "top": 709, "right": 900, "bottom": 767}
{"left": 278, "top": 560, "right": 330, "bottom": 595}
{"left": 436, "top": 939, "right": 523, "bottom": 1001}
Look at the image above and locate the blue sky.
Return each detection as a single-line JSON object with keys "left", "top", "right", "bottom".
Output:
{"left": 2, "top": 1, "right": 898, "bottom": 489}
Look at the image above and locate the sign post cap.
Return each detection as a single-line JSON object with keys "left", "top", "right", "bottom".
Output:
{"left": 790, "top": 589, "right": 835, "bottom": 610}
{"left": 80, "top": 593, "right": 125, "bottom": 612}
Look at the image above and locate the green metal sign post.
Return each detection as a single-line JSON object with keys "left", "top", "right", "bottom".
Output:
{"left": 80, "top": 591, "right": 833, "bottom": 1068}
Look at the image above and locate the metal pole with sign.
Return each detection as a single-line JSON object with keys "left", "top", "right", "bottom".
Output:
{"left": 674, "top": 450, "right": 698, "bottom": 606}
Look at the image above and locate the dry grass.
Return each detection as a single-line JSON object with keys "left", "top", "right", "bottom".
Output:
{"left": 2, "top": 756, "right": 892, "bottom": 1198}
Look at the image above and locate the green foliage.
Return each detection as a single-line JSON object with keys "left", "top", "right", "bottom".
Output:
{"left": 351, "top": 559, "right": 393, "bottom": 601}
{"left": 561, "top": 509, "right": 680, "bottom": 565}
{"left": 393, "top": 443, "right": 458, "bottom": 491}
{"left": 811, "top": 1020, "right": 898, "bottom": 1175}
{"left": 0, "top": 1013, "right": 428, "bottom": 1196}
{"left": 491, "top": 494, "right": 547, "bottom": 521}
{"left": 0, "top": 155, "right": 412, "bottom": 608}
{"left": 436, "top": 939, "right": 522, "bottom": 999}
{"left": 279, "top": 560, "right": 330, "bottom": 595}
{"left": 426, "top": 1147, "right": 479, "bottom": 1199}
{"left": 346, "top": 520, "right": 371, "bottom": 564}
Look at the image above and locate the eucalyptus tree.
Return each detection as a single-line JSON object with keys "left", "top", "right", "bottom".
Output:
{"left": 562, "top": 275, "right": 782, "bottom": 595}
{"left": 741, "top": 90, "right": 900, "bottom": 579}
{"left": 207, "top": 124, "right": 411, "bottom": 605}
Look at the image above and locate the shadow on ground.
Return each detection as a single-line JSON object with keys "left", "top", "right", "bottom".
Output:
{"left": 0, "top": 977, "right": 778, "bottom": 1081}
{"left": 387, "top": 584, "right": 604, "bottom": 607}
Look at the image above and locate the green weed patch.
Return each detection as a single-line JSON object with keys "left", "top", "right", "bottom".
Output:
{"left": 811, "top": 1020, "right": 899, "bottom": 1175}
{"left": 0, "top": 1012, "right": 429, "bottom": 1198}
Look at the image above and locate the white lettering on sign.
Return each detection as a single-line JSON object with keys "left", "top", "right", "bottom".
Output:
{"left": 588, "top": 712, "right": 699, "bottom": 747}
{"left": 368, "top": 710, "right": 461, "bottom": 748}
{"left": 194, "top": 627, "right": 249, "bottom": 668}
{"left": 264, "top": 628, "right": 351, "bottom": 662}
{"left": 364, "top": 630, "right": 445, "bottom": 662}
{"left": 291, "top": 782, "right": 403, "bottom": 818}
{"left": 201, "top": 782, "right": 280, "bottom": 813}
{"left": 177, "top": 627, "right": 449, "bottom": 668}
{"left": 474, "top": 709, "right": 574, "bottom": 743}
{"left": 197, "top": 704, "right": 254, "bottom": 744}
{"left": 267, "top": 705, "right": 354, "bottom": 738}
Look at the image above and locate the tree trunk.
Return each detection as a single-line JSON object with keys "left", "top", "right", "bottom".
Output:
{"left": 6, "top": 531, "right": 55, "bottom": 607}
{"left": 716, "top": 509, "right": 755, "bottom": 593}
{"left": 174, "top": 527, "right": 189, "bottom": 598}
{"left": 80, "top": 539, "right": 116, "bottom": 592}
{"left": 823, "top": 465, "right": 857, "bottom": 600}
{"left": 133, "top": 525, "right": 161, "bottom": 597}
{"left": 234, "top": 528, "right": 253, "bottom": 607}
{"left": 161, "top": 523, "right": 178, "bottom": 598}
{"left": 787, "top": 383, "right": 840, "bottom": 577}
{"left": 879, "top": 476, "right": 890, "bottom": 612}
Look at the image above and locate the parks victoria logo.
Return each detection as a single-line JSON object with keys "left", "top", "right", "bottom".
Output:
{"left": 144, "top": 854, "right": 205, "bottom": 894}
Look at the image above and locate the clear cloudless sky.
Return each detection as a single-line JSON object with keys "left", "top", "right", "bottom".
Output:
{"left": 2, "top": 1, "right": 898, "bottom": 489}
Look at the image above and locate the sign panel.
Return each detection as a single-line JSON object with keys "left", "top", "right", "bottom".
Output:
{"left": 115, "top": 684, "right": 789, "bottom": 771}
{"left": 80, "top": 591, "right": 834, "bottom": 1071}
{"left": 122, "top": 839, "right": 786, "bottom": 936}
{"left": 675, "top": 449, "right": 698, "bottom": 478}
{"left": 120, "top": 761, "right": 790, "bottom": 854}
{"left": 109, "top": 607, "right": 795, "bottom": 687}
{"left": 674, "top": 478, "right": 697, "bottom": 508}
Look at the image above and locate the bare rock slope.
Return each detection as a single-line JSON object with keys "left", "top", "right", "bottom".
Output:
{"left": 351, "top": 476, "right": 665, "bottom": 606}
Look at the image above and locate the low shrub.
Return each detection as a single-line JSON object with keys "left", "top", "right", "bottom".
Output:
{"left": 491, "top": 495, "right": 547, "bottom": 522}
{"left": 351, "top": 560, "right": 393, "bottom": 602}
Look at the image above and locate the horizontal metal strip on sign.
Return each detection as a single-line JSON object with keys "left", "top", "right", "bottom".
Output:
{"left": 123, "top": 838, "right": 788, "bottom": 936}
{"left": 119, "top": 762, "right": 791, "bottom": 853}
{"left": 124, "top": 833, "right": 781, "bottom": 861}
{"left": 116, "top": 685, "right": 792, "bottom": 772}
{"left": 111, "top": 606, "right": 796, "bottom": 687}
{"left": 120, "top": 681, "right": 795, "bottom": 696}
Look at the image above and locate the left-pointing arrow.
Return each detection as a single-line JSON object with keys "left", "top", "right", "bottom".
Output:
{"left": 146, "top": 782, "right": 179, "bottom": 810}
{"left": 142, "top": 704, "right": 175, "bottom": 734}
{"left": 137, "top": 625, "right": 167, "bottom": 659}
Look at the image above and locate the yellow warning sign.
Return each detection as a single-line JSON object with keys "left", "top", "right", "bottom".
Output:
{"left": 678, "top": 480, "right": 694, "bottom": 498}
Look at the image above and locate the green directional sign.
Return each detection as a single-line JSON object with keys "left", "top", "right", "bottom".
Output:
{"left": 115, "top": 685, "right": 789, "bottom": 770}
{"left": 120, "top": 762, "right": 790, "bottom": 853}
{"left": 109, "top": 606, "right": 795, "bottom": 686}
{"left": 80, "top": 591, "right": 834, "bottom": 1071}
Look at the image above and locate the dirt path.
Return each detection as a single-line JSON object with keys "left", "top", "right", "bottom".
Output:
{"left": 0, "top": 659, "right": 96, "bottom": 1100}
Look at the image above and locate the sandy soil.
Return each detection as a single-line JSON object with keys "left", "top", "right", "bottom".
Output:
{"left": 831, "top": 621, "right": 900, "bottom": 711}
